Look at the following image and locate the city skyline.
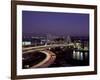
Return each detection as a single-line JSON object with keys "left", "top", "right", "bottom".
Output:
{"left": 22, "top": 11, "right": 89, "bottom": 36}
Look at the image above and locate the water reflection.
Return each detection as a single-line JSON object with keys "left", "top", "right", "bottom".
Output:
{"left": 73, "top": 50, "right": 88, "bottom": 61}
{"left": 73, "top": 50, "right": 76, "bottom": 59}
{"left": 80, "top": 52, "right": 83, "bottom": 60}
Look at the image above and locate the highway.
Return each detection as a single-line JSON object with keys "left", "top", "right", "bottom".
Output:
{"left": 22, "top": 43, "right": 74, "bottom": 53}
{"left": 22, "top": 43, "right": 73, "bottom": 68}
{"left": 30, "top": 50, "right": 56, "bottom": 68}
{"left": 22, "top": 43, "right": 89, "bottom": 68}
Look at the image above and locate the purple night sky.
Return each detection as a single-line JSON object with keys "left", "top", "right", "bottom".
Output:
{"left": 22, "top": 11, "right": 89, "bottom": 36}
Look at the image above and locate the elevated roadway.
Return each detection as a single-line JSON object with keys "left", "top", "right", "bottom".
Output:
{"left": 23, "top": 43, "right": 74, "bottom": 54}
{"left": 30, "top": 50, "right": 56, "bottom": 68}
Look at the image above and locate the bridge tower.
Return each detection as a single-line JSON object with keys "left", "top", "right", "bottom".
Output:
{"left": 66, "top": 35, "right": 72, "bottom": 44}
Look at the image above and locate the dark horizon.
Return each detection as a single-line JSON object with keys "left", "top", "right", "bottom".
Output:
{"left": 22, "top": 11, "right": 89, "bottom": 37}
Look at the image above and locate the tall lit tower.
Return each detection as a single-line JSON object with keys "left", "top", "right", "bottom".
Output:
{"left": 66, "top": 35, "right": 71, "bottom": 44}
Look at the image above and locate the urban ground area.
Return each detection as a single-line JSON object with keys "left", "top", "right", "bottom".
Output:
{"left": 22, "top": 34, "right": 89, "bottom": 69}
